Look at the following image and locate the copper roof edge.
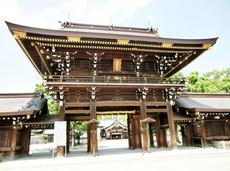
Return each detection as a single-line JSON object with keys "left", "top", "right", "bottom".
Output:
{"left": 5, "top": 21, "right": 218, "bottom": 44}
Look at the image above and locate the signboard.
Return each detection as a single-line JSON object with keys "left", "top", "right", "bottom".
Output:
{"left": 54, "top": 121, "right": 66, "bottom": 146}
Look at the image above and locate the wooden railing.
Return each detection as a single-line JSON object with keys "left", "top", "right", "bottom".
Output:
{"left": 45, "top": 75, "right": 168, "bottom": 84}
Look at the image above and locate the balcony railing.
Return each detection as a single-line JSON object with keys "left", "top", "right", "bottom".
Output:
{"left": 45, "top": 75, "right": 167, "bottom": 84}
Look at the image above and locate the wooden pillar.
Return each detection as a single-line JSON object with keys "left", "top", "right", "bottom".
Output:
{"left": 181, "top": 125, "right": 187, "bottom": 146}
{"left": 57, "top": 101, "right": 66, "bottom": 157}
{"left": 200, "top": 121, "right": 207, "bottom": 147}
{"left": 87, "top": 124, "right": 91, "bottom": 152}
{"left": 130, "top": 115, "right": 134, "bottom": 149}
{"left": 167, "top": 103, "right": 177, "bottom": 149}
{"left": 134, "top": 115, "right": 142, "bottom": 149}
{"left": 162, "top": 128, "right": 168, "bottom": 147}
{"left": 130, "top": 114, "right": 142, "bottom": 149}
{"left": 90, "top": 102, "right": 97, "bottom": 156}
{"left": 9, "top": 128, "right": 18, "bottom": 159}
{"left": 224, "top": 120, "right": 230, "bottom": 136}
{"left": 127, "top": 115, "right": 132, "bottom": 149}
{"left": 155, "top": 113, "right": 162, "bottom": 147}
{"left": 66, "top": 121, "right": 70, "bottom": 153}
{"left": 130, "top": 115, "right": 135, "bottom": 149}
{"left": 185, "top": 124, "right": 193, "bottom": 146}
{"left": 20, "top": 128, "right": 31, "bottom": 156}
{"left": 59, "top": 101, "right": 65, "bottom": 121}
{"left": 140, "top": 102, "right": 149, "bottom": 152}
{"left": 149, "top": 123, "right": 154, "bottom": 147}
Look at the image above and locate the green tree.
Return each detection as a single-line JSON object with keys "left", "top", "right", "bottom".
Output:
{"left": 34, "top": 83, "right": 59, "bottom": 115}
{"left": 71, "top": 121, "right": 87, "bottom": 145}
{"left": 186, "top": 68, "right": 230, "bottom": 93}
{"left": 170, "top": 68, "right": 230, "bottom": 93}
{"left": 167, "top": 72, "right": 185, "bottom": 83}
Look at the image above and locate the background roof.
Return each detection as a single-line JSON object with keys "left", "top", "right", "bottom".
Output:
{"left": 0, "top": 93, "right": 47, "bottom": 113}
{"left": 175, "top": 93, "right": 230, "bottom": 111}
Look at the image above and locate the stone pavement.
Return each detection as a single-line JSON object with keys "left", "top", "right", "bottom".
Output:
{"left": 1, "top": 139, "right": 230, "bottom": 171}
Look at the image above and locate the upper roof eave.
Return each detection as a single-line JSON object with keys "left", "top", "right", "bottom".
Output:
{"left": 6, "top": 21, "right": 218, "bottom": 45}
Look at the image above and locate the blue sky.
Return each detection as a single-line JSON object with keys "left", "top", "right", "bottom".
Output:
{"left": 0, "top": 0, "right": 229, "bottom": 92}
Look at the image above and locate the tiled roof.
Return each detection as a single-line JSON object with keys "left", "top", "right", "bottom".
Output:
{"left": 0, "top": 93, "right": 47, "bottom": 114}
{"left": 175, "top": 93, "right": 230, "bottom": 111}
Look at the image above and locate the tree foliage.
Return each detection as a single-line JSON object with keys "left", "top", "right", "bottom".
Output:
{"left": 71, "top": 121, "right": 87, "bottom": 144}
{"left": 167, "top": 72, "right": 185, "bottom": 83}
{"left": 170, "top": 68, "right": 230, "bottom": 93}
{"left": 71, "top": 121, "right": 87, "bottom": 136}
{"left": 34, "top": 83, "right": 59, "bottom": 115}
{"left": 186, "top": 68, "right": 230, "bottom": 93}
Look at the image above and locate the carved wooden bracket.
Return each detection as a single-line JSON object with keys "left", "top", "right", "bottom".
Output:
{"left": 131, "top": 54, "right": 147, "bottom": 77}
{"left": 87, "top": 52, "right": 104, "bottom": 76}
{"left": 138, "top": 87, "right": 149, "bottom": 100}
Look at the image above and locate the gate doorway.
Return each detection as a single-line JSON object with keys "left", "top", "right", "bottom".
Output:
{"left": 68, "top": 121, "right": 88, "bottom": 156}
{"left": 97, "top": 114, "right": 129, "bottom": 155}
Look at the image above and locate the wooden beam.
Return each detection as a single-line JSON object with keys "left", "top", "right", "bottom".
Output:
{"left": 0, "top": 111, "right": 34, "bottom": 117}
{"left": 0, "top": 147, "right": 11, "bottom": 152}
{"left": 96, "top": 101, "right": 140, "bottom": 107}
{"left": 66, "top": 115, "right": 90, "bottom": 121}
{"left": 34, "top": 45, "right": 52, "bottom": 75}
{"left": 65, "top": 102, "right": 90, "bottom": 108}
{"left": 96, "top": 110, "right": 136, "bottom": 115}
{"left": 145, "top": 101, "right": 168, "bottom": 106}
{"left": 23, "top": 122, "right": 55, "bottom": 125}
{"left": 46, "top": 81, "right": 184, "bottom": 89}
{"left": 65, "top": 110, "right": 90, "bottom": 114}
{"left": 0, "top": 126, "right": 21, "bottom": 129}
{"left": 146, "top": 109, "right": 168, "bottom": 113}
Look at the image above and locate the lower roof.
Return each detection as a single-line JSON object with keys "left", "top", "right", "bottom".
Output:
{"left": 175, "top": 93, "right": 230, "bottom": 112}
{"left": 0, "top": 93, "right": 47, "bottom": 114}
